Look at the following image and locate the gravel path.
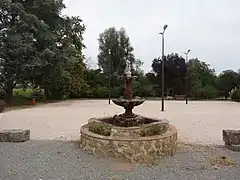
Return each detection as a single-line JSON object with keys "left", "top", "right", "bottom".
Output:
{"left": 1, "top": 140, "right": 240, "bottom": 180}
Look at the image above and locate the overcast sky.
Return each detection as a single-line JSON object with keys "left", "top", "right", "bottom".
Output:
{"left": 63, "top": 0, "right": 240, "bottom": 74}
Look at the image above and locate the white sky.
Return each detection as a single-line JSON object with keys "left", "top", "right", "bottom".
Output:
{"left": 63, "top": 0, "right": 240, "bottom": 73}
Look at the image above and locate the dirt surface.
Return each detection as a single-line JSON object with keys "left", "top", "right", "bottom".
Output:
{"left": 0, "top": 100, "right": 239, "bottom": 145}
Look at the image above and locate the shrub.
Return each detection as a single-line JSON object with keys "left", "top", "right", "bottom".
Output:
{"left": 198, "top": 85, "right": 218, "bottom": 99}
{"left": 111, "top": 86, "right": 122, "bottom": 98}
{"left": 13, "top": 89, "right": 45, "bottom": 100}
{"left": 134, "top": 85, "right": 155, "bottom": 97}
{"left": 230, "top": 86, "right": 240, "bottom": 102}
{"left": 140, "top": 124, "right": 167, "bottom": 137}
{"left": 95, "top": 86, "right": 109, "bottom": 98}
{"left": 13, "top": 88, "right": 34, "bottom": 97}
{"left": 89, "top": 122, "right": 111, "bottom": 136}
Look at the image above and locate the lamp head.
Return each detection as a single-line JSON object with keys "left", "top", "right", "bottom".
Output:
{"left": 187, "top": 49, "right": 191, "bottom": 53}
{"left": 163, "top": 24, "right": 168, "bottom": 30}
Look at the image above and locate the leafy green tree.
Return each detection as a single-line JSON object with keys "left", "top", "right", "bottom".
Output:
{"left": 97, "top": 27, "right": 140, "bottom": 77}
{"left": 0, "top": 0, "right": 86, "bottom": 101}
{"left": 24, "top": 0, "right": 85, "bottom": 99}
{"left": 151, "top": 53, "right": 186, "bottom": 95}
{"left": 188, "top": 58, "right": 217, "bottom": 99}
{"left": 83, "top": 68, "right": 108, "bottom": 97}
{"left": 198, "top": 85, "right": 218, "bottom": 99}
{"left": 0, "top": 0, "right": 48, "bottom": 102}
{"left": 216, "top": 70, "right": 239, "bottom": 99}
{"left": 35, "top": 15, "right": 86, "bottom": 100}
{"left": 230, "top": 86, "right": 240, "bottom": 102}
{"left": 60, "top": 58, "right": 89, "bottom": 99}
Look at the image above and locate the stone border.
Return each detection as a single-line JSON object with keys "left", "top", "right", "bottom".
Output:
{"left": 80, "top": 124, "right": 177, "bottom": 163}
{"left": 223, "top": 130, "right": 240, "bottom": 151}
{"left": 225, "top": 143, "right": 240, "bottom": 152}
{"left": 0, "top": 129, "right": 30, "bottom": 142}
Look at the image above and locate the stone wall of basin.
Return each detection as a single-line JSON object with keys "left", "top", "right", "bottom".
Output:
{"left": 80, "top": 124, "right": 177, "bottom": 163}
{"left": 88, "top": 117, "right": 169, "bottom": 138}
{"left": 111, "top": 120, "right": 169, "bottom": 138}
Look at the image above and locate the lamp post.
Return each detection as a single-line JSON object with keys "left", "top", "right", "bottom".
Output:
{"left": 184, "top": 49, "right": 191, "bottom": 104}
{"left": 159, "top": 24, "right": 168, "bottom": 111}
{"left": 108, "top": 49, "right": 111, "bottom": 104}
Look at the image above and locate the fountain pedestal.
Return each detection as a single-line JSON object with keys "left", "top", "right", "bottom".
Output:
{"left": 112, "top": 75, "right": 146, "bottom": 126}
{"left": 124, "top": 76, "right": 133, "bottom": 100}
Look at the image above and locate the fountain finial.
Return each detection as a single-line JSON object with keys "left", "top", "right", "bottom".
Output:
{"left": 125, "top": 59, "right": 131, "bottom": 77}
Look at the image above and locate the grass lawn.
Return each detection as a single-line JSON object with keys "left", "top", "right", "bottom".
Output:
{"left": 1, "top": 88, "right": 59, "bottom": 112}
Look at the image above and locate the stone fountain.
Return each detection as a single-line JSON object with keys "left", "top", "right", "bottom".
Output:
{"left": 80, "top": 59, "right": 177, "bottom": 163}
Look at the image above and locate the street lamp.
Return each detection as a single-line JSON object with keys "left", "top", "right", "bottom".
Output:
{"left": 108, "top": 49, "right": 111, "bottom": 104}
{"left": 184, "top": 49, "right": 191, "bottom": 104}
{"left": 159, "top": 24, "right": 168, "bottom": 111}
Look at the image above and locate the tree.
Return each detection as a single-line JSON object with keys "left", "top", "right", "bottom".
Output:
{"left": 60, "top": 57, "right": 89, "bottom": 98}
{"left": 230, "top": 86, "right": 240, "bottom": 102}
{"left": 216, "top": 70, "right": 239, "bottom": 99}
{"left": 24, "top": 0, "right": 85, "bottom": 100}
{"left": 0, "top": 0, "right": 48, "bottom": 102}
{"left": 145, "top": 72, "right": 157, "bottom": 85}
{"left": 151, "top": 53, "right": 187, "bottom": 95}
{"left": 97, "top": 27, "right": 140, "bottom": 77}
{"left": 0, "top": 0, "right": 86, "bottom": 101}
{"left": 33, "top": 15, "right": 86, "bottom": 99}
{"left": 188, "top": 58, "right": 217, "bottom": 99}
{"left": 237, "top": 69, "right": 240, "bottom": 85}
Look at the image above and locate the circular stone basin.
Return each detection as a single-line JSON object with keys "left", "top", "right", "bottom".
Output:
{"left": 80, "top": 117, "right": 177, "bottom": 163}
{"left": 88, "top": 117, "right": 169, "bottom": 138}
{"left": 112, "top": 97, "right": 145, "bottom": 108}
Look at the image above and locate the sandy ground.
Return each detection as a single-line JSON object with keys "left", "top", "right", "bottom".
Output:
{"left": 0, "top": 100, "right": 239, "bottom": 145}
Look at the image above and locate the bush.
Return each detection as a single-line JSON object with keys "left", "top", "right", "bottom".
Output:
{"left": 13, "top": 89, "right": 45, "bottom": 101}
{"left": 88, "top": 122, "right": 111, "bottom": 136}
{"left": 140, "top": 124, "right": 167, "bottom": 137}
{"left": 96, "top": 86, "right": 109, "bottom": 98}
{"left": 230, "top": 86, "right": 240, "bottom": 102}
{"left": 111, "top": 86, "right": 122, "bottom": 98}
{"left": 198, "top": 85, "right": 218, "bottom": 99}
{"left": 134, "top": 85, "right": 154, "bottom": 97}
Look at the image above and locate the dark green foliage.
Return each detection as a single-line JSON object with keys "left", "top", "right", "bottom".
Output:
{"left": 187, "top": 58, "right": 217, "bottom": 99}
{"left": 217, "top": 70, "right": 239, "bottom": 99}
{"left": 88, "top": 122, "right": 111, "bottom": 136}
{"left": 0, "top": 0, "right": 86, "bottom": 102}
{"left": 0, "top": 0, "right": 48, "bottom": 102}
{"left": 230, "top": 87, "right": 240, "bottom": 102}
{"left": 150, "top": 54, "right": 240, "bottom": 100}
{"left": 98, "top": 27, "right": 137, "bottom": 76}
{"left": 97, "top": 27, "right": 143, "bottom": 90}
{"left": 14, "top": 88, "right": 45, "bottom": 101}
{"left": 197, "top": 85, "right": 218, "bottom": 100}
{"left": 152, "top": 53, "right": 187, "bottom": 95}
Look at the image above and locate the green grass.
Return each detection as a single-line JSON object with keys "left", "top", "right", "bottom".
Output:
{"left": 13, "top": 88, "right": 41, "bottom": 97}
{"left": 2, "top": 88, "right": 48, "bottom": 111}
